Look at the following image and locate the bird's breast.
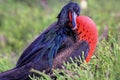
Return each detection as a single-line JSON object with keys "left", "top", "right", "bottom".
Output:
{"left": 76, "top": 16, "right": 98, "bottom": 62}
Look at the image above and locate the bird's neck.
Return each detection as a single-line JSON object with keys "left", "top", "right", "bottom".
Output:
{"left": 57, "top": 19, "right": 77, "bottom": 42}
{"left": 57, "top": 18, "right": 69, "bottom": 27}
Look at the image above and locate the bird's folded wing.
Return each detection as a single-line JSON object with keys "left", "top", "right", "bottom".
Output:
{"left": 16, "top": 24, "right": 69, "bottom": 68}
{"left": 0, "top": 41, "right": 89, "bottom": 80}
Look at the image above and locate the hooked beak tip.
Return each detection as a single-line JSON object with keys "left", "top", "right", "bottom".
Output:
{"left": 69, "top": 11, "right": 78, "bottom": 30}
{"left": 72, "top": 12, "right": 78, "bottom": 30}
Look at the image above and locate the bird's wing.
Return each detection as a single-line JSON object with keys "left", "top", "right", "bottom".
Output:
{"left": 16, "top": 23, "right": 70, "bottom": 68}
{"left": 0, "top": 41, "right": 89, "bottom": 80}
{"left": 16, "top": 23, "right": 57, "bottom": 63}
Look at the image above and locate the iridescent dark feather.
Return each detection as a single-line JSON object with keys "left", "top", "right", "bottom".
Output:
{"left": 0, "top": 2, "right": 90, "bottom": 80}
{"left": 16, "top": 23, "right": 76, "bottom": 68}
{"left": 16, "top": 2, "right": 80, "bottom": 68}
{"left": 0, "top": 41, "right": 89, "bottom": 80}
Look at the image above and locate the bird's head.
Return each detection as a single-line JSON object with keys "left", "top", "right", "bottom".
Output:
{"left": 57, "top": 2, "right": 80, "bottom": 29}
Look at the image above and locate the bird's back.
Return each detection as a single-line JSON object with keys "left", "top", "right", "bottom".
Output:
{"left": 16, "top": 22, "right": 76, "bottom": 68}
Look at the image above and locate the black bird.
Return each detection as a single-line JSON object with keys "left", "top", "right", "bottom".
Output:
{"left": 0, "top": 2, "right": 90, "bottom": 80}
{"left": 16, "top": 2, "right": 80, "bottom": 68}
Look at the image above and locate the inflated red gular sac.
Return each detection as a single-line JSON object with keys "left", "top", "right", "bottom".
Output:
{"left": 53, "top": 16, "right": 98, "bottom": 68}
{"left": 0, "top": 2, "right": 98, "bottom": 80}
{"left": 75, "top": 16, "right": 98, "bottom": 62}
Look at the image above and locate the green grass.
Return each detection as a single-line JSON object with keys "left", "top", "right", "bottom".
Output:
{"left": 0, "top": 0, "right": 120, "bottom": 80}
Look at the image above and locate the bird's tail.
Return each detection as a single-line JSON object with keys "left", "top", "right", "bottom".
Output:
{"left": 0, "top": 64, "right": 32, "bottom": 80}
{"left": 0, "top": 59, "right": 51, "bottom": 80}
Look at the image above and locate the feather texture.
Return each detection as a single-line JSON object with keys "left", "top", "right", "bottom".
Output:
{"left": 16, "top": 23, "right": 76, "bottom": 68}
{"left": 0, "top": 40, "right": 89, "bottom": 80}
{"left": 0, "top": 2, "right": 98, "bottom": 80}
{"left": 16, "top": 2, "right": 80, "bottom": 68}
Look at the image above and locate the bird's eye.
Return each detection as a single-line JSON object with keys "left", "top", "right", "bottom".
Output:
{"left": 74, "top": 7, "right": 79, "bottom": 12}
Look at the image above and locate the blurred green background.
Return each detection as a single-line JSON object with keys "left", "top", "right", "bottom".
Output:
{"left": 0, "top": 0, "right": 120, "bottom": 80}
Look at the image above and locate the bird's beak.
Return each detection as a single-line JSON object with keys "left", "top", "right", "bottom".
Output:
{"left": 69, "top": 11, "right": 78, "bottom": 30}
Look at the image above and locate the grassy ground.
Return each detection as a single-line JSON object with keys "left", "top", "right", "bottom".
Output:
{"left": 0, "top": 0, "right": 120, "bottom": 80}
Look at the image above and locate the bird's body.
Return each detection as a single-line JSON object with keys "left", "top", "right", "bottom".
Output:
{"left": 16, "top": 22, "right": 76, "bottom": 68}
{"left": 16, "top": 2, "right": 80, "bottom": 68}
{"left": 0, "top": 2, "right": 98, "bottom": 80}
